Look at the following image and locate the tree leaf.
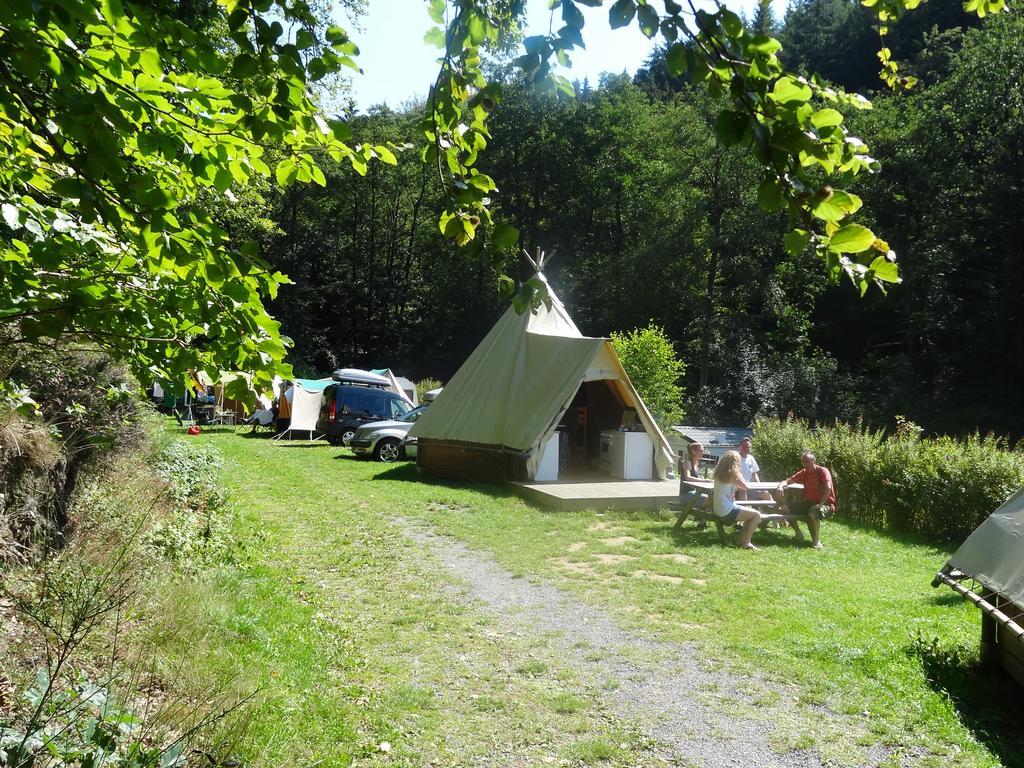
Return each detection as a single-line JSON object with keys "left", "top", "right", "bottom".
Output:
{"left": 232, "top": 53, "right": 259, "bottom": 79}
{"left": 139, "top": 48, "right": 162, "bottom": 77}
{"left": 467, "top": 14, "right": 487, "bottom": 44}
{"left": 869, "top": 255, "right": 900, "bottom": 283}
{"left": 747, "top": 34, "right": 781, "bottom": 54}
{"left": 784, "top": 229, "right": 811, "bottom": 256}
{"left": 666, "top": 43, "right": 687, "bottom": 76}
{"left": 609, "top": 0, "right": 636, "bottom": 29}
{"left": 810, "top": 108, "right": 844, "bottom": 129}
{"left": 771, "top": 76, "right": 812, "bottom": 105}
{"left": 811, "top": 189, "right": 862, "bottom": 222}
{"left": 720, "top": 9, "right": 743, "bottom": 37}
{"left": 213, "top": 167, "right": 233, "bottom": 193}
{"left": 423, "top": 27, "right": 446, "bottom": 48}
{"left": 491, "top": 222, "right": 519, "bottom": 250}
{"left": 562, "top": 0, "right": 584, "bottom": 30}
{"left": 275, "top": 158, "right": 297, "bottom": 186}
{"left": 714, "top": 110, "right": 749, "bottom": 146}
{"left": 757, "top": 177, "right": 784, "bottom": 211}
{"left": 636, "top": 5, "right": 659, "bottom": 37}
{"left": 829, "top": 224, "right": 876, "bottom": 253}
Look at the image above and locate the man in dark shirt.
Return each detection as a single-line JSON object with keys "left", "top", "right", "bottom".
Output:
{"left": 778, "top": 450, "right": 836, "bottom": 549}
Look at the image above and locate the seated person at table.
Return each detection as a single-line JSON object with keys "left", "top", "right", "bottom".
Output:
{"left": 679, "top": 442, "right": 708, "bottom": 509}
{"left": 737, "top": 436, "right": 771, "bottom": 500}
{"left": 713, "top": 451, "right": 762, "bottom": 551}
{"left": 777, "top": 450, "right": 836, "bottom": 549}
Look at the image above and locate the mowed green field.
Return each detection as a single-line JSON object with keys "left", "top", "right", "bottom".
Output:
{"left": 149, "top": 428, "right": 1024, "bottom": 767}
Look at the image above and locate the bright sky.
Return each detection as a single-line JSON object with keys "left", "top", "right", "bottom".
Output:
{"left": 343, "top": 0, "right": 787, "bottom": 111}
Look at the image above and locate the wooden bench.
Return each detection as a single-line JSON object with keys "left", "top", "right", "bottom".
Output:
{"left": 669, "top": 496, "right": 729, "bottom": 543}
{"left": 668, "top": 498, "right": 812, "bottom": 545}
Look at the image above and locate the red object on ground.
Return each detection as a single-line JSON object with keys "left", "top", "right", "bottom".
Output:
{"left": 187, "top": 425, "right": 201, "bottom": 435}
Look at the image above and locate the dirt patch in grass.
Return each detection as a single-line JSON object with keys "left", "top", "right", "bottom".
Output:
{"left": 426, "top": 501, "right": 472, "bottom": 514}
{"left": 551, "top": 557, "right": 602, "bottom": 578}
{"left": 593, "top": 553, "right": 636, "bottom": 566}
{"left": 566, "top": 542, "right": 587, "bottom": 553}
{"left": 651, "top": 553, "right": 695, "bottom": 565}
{"left": 599, "top": 536, "right": 638, "bottom": 546}
{"left": 629, "top": 570, "right": 685, "bottom": 585}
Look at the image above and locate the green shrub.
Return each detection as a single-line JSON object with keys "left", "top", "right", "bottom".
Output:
{"left": 415, "top": 377, "right": 444, "bottom": 403}
{"left": 610, "top": 323, "right": 685, "bottom": 429}
{"left": 1, "top": 669, "right": 186, "bottom": 768}
{"left": 753, "top": 415, "right": 1024, "bottom": 542}
{"left": 147, "top": 440, "right": 234, "bottom": 568}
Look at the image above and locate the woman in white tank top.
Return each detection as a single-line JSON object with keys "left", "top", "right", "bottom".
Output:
{"left": 712, "top": 450, "right": 762, "bottom": 550}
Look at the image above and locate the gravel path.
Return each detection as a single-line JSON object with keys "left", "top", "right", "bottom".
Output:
{"left": 397, "top": 519, "right": 889, "bottom": 768}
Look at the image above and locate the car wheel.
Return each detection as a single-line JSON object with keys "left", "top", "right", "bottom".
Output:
{"left": 341, "top": 428, "right": 356, "bottom": 446}
{"left": 374, "top": 437, "right": 401, "bottom": 463}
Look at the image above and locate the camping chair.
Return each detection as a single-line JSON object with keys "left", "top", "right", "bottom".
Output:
{"left": 243, "top": 409, "right": 275, "bottom": 434}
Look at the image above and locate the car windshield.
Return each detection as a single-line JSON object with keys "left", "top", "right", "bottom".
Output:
{"left": 398, "top": 405, "right": 427, "bottom": 423}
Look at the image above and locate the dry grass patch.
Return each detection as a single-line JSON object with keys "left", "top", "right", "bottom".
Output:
{"left": 629, "top": 570, "right": 685, "bottom": 585}
{"left": 592, "top": 553, "right": 636, "bottom": 566}
{"left": 651, "top": 553, "right": 695, "bottom": 565}
{"left": 599, "top": 536, "right": 638, "bottom": 546}
{"left": 551, "top": 557, "right": 601, "bottom": 578}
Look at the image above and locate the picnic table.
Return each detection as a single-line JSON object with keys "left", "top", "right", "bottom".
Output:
{"left": 670, "top": 479, "right": 808, "bottom": 544}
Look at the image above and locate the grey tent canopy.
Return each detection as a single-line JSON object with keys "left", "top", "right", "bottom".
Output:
{"left": 934, "top": 485, "right": 1024, "bottom": 684}
{"left": 940, "top": 485, "right": 1024, "bottom": 606}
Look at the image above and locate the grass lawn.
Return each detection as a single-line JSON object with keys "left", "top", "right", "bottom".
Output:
{"left": 151, "top": 427, "right": 1024, "bottom": 767}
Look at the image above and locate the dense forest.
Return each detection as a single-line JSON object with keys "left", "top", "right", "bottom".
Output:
{"left": 257, "top": 0, "right": 1022, "bottom": 438}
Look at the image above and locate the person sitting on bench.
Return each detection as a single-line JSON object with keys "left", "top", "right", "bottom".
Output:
{"left": 712, "top": 451, "right": 762, "bottom": 551}
{"left": 679, "top": 442, "right": 707, "bottom": 507}
{"left": 777, "top": 450, "right": 836, "bottom": 549}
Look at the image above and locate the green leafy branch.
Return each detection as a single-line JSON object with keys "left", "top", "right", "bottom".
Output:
{"left": 0, "top": 0, "right": 393, "bottom": 397}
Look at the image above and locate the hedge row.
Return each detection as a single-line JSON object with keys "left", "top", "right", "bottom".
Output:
{"left": 752, "top": 416, "right": 1024, "bottom": 543}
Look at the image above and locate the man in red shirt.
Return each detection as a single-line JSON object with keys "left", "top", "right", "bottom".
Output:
{"left": 777, "top": 451, "right": 835, "bottom": 549}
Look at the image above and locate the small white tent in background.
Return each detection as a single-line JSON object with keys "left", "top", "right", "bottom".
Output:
{"left": 370, "top": 368, "right": 417, "bottom": 406}
{"left": 395, "top": 376, "right": 418, "bottom": 406}
{"left": 274, "top": 378, "right": 332, "bottom": 440}
{"left": 408, "top": 250, "right": 673, "bottom": 483}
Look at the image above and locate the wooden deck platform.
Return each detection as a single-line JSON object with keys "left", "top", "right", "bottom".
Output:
{"left": 512, "top": 478, "right": 678, "bottom": 510}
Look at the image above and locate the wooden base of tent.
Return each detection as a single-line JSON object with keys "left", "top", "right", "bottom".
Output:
{"left": 989, "top": 600, "right": 1024, "bottom": 688}
{"left": 417, "top": 439, "right": 530, "bottom": 482}
{"left": 512, "top": 478, "right": 678, "bottom": 510}
{"left": 934, "top": 570, "right": 1024, "bottom": 688}
{"left": 417, "top": 440, "right": 675, "bottom": 510}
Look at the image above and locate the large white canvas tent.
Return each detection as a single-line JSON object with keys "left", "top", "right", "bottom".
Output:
{"left": 934, "top": 485, "right": 1024, "bottom": 684}
{"left": 408, "top": 260, "right": 673, "bottom": 482}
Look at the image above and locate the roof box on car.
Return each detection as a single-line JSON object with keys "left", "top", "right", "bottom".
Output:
{"left": 331, "top": 368, "right": 391, "bottom": 387}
